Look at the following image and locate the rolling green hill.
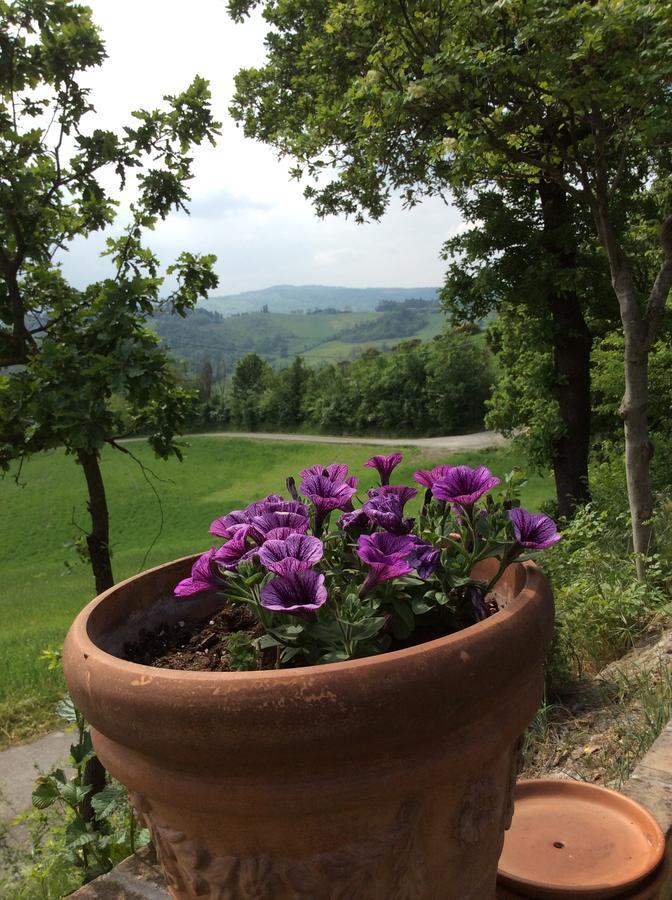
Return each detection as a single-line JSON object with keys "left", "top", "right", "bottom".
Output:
{"left": 202, "top": 284, "right": 440, "bottom": 316}
{"left": 153, "top": 306, "right": 447, "bottom": 369}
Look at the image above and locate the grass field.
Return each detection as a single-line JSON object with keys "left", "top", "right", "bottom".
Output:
{"left": 0, "top": 437, "right": 552, "bottom": 747}
{"left": 301, "top": 310, "right": 446, "bottom": 363}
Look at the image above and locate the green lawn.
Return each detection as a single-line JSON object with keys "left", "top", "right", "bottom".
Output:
{"left": 0, "top": 437, "right": 551, "bottom": 746}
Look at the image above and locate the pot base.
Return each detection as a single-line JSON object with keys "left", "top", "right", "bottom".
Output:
{"left": 497, "top": 780, "right": 665, "bottom": 899}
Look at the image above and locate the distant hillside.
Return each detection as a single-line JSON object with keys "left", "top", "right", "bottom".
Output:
{"left": 201, "top": 284, "right": 440, "bottom": 316}
{"left": 152, "top": 305, "right": 446, "bottom": 370}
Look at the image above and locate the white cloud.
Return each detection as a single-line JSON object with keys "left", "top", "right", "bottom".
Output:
{"left": 58, "top": 0, "right": 462, "bottom": 294}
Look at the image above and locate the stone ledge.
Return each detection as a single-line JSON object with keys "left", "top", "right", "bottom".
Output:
{"left": 68, "top": 846, "right": 168, "bottom": 899}
{"left": 70, "top": 723, "right": 672, "bottom": 899}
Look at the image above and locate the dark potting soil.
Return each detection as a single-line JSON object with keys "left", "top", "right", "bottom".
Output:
{"left": 123, "top": 603, "right": 278, "bottom": 672}
{"left": 122, "top": 598, "right": 498, "bottom": 671}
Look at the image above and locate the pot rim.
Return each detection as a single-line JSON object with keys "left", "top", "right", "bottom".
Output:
{"left": 70, "top": 552, "right": 549, "bottom": 683}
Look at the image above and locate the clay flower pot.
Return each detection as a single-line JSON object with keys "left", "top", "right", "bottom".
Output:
{"left": 63, "top": 554, "right": 554, "bottom": 900}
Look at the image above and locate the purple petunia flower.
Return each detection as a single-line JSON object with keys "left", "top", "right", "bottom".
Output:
{"left": 300, "top": 474, "right": 358, "bottom": 514}
{"left": 175, "top": 548, "right": 222, "bottom": 596}
{"left": 258, "top": 534, "right": 324, "bottom": 576}
{"left": 260, "top": 570, "right": 328, "bottom": 613}
{"left": 300, "top": 463, "right": 350, "bottom": 482}
{"left": 509, "top": 508, "right": 562, "bottom": 550}
{"left": 413, "top": 464, "right": 455, "bottom": 491}
{"left": 246, "top": 498, "right": 308, "bottom": 519}
{"left": 431, "top": 465, "right": 500, "bottom": 507}
{"left": 356, "top": 532, "right": 415, "bottom": 595}
{"left": 407, "top": 537, "right": 440, "bottom": 580}
{"left": 209, "top": 497, "right": 309, "bottom": 539}
{"left": 337, "top": 507, "right": 370, "bottom": 530}
{"left": 364, "top": 453, "right": 403, "bottom": 486}
{"left": 209, "top": 509, "right": 250, "bottom": 539}
{"left": 212, "top": 530, "right": 259, "bottom": 571}
{"left": 263, "top": 527, "right": 297, "bottom": 541}
{"left": 368, "top": 484, "right": 417, "bottom": 508}
{"left": 362, "top": 492, "right": 414, "bottom": 534}
{"left": 250, "top": 510, "right": 310, "bottom": 540}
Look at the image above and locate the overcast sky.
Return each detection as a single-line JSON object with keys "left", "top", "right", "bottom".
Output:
{"left": 61, "top": 0, "right": 463, "bottom": 295}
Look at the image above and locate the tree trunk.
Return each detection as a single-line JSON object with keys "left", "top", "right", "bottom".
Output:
{"left": 619, "top": 303, "right": 654, "bottom": 578}
{"left": 592, "top": 200, "right": 656, "bottom": 579}
{"left": 76, "top": 448, "right": 114, "bottom": 826}
{"left": 76, "top": 449, "right": 114, "bottom": 594}
{"left": 538, "top": 181, "right": 592, "bottom": 518}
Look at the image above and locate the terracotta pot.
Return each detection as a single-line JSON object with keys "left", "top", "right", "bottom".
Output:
{"left": 63, "top": 554, "right": 554, "bottom": 900}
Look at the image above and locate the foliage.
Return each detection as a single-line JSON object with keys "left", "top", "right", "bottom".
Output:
{"left": 592, "top": 330, "right": 672, "bottom": 445}
{"left": 484, "top": 308, "right": 560, "bottom": 471}
{"left": 443, "top": 184, "right": 617, "bottom": 495}
{"left": 335, "top": 307, "right": 430, "bottom": 343}
{"left": 543, "top": 456, "right": 672, "bottom": 682}
{"left": 227, "top": 0, "right": 672, "bottom": 565}
{"left": 176, "top": 457, "right": 557, "bottom": 667}
{"left": 202, "top": 331, "right": 493, "bottom": 437}
{"left": 231, "top": 352, "right": 273, "bottom": 430}
{"left": 16, "top": 698, "right": 148, "bottom": 890}
{"left": 259, "top": 356, "right": 311, "bottom": 429}
{"left": 0, "top": 0, "right": 220, "bottom": 590}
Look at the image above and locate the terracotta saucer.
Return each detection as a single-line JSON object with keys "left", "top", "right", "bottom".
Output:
{"left": 497, "top": 779, "right": 665, "bottom": 899}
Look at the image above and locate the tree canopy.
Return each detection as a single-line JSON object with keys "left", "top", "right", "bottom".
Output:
{"left": 229, "top": 0, "right": 672, "bottom": 565}
{"left": 0, "top": 0, "right": 220, "bottom": 590}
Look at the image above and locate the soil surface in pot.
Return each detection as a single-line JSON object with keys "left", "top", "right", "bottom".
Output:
{"left": 121, "top": 600, "right": 487, "bottom": 671}
{"left": 123, "top": 603, "right": 279, "bottom": 671}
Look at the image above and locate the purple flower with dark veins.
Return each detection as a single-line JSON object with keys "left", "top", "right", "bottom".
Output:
{"left": 213, "top": 530, "right": 259, "bottom": 571}
{"left": 337, "top": 507, "right": 370, "bottom": 531}
{"left": 246, "top": 498, "right": 308, "bottom": 518}
{"left": 174, "top": 548, "right": 222, "bottom": 596}
{"left": 413, "top": 464, "right": 454, "bottom": 492}
{"left": 431, "top": 465, "right": 500, "bottom": 507}
{"left": 300, "top": 463, "right": 350, "bottom": 481}
{"left": 260, "top": 570, "right": 328, "bottom": 613}
{"left": 368, "top": 484, "right": 417, "bottom": 508}
{"left": 362, "top": 492, "right": 414, "bottom": 534}
{"left": 209, "top": 508, "right": 250, "bottom": 539}
{"left": 407, "top": 537, "right": 440, "bottom": 580}
{"left": 263, "top": 527, "right": 297, "bottom": 541}
{"left": 356, "top": 532, "right": 415, "bottom": 595}
{"left": 250, "top": 511, "right": 310, "bottom": 540}
{"left": 364, "top": 453, "right": 403, "bottom": 486}
{"left": 508, "top": 508, "right": 562, "bottom": 549}
{"left": 209, "top": 496, "right": 308, "bottom": 539}
{"left": 300, "top": 474, "right": 358, "bottom": 514}
{"left": 259, "top": 534, "right": 324, "bottom": 576}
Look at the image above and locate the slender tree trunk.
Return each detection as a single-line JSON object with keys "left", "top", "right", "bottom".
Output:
{"left": 75, "top": 448, "right": 114, "bottom": 825}
{"left": 538, "top": 181, "right": 592, "bottom": 518}
{"left": 592, "top": 201, "right": 659, "bottom": 578}
{"left": 620, "top": 319, "right": 654, "bottom": 574}
{"left": 76, "top": 449, "right": 114, "bottom": 594}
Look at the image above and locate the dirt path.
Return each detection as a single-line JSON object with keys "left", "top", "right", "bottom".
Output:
{"left": 172, "top": 429, "right": 509, "bottom": 452}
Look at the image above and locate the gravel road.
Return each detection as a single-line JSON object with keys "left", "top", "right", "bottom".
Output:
{"left": 176, "top": 430, "right": 508, "bottom": 452}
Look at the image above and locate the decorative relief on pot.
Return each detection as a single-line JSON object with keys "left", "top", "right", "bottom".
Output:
{"left": 454, "top": 773, "right": 499, "bottom": 846}
{"left": 129, "top": 792, "right": 425, "bottom": 899}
